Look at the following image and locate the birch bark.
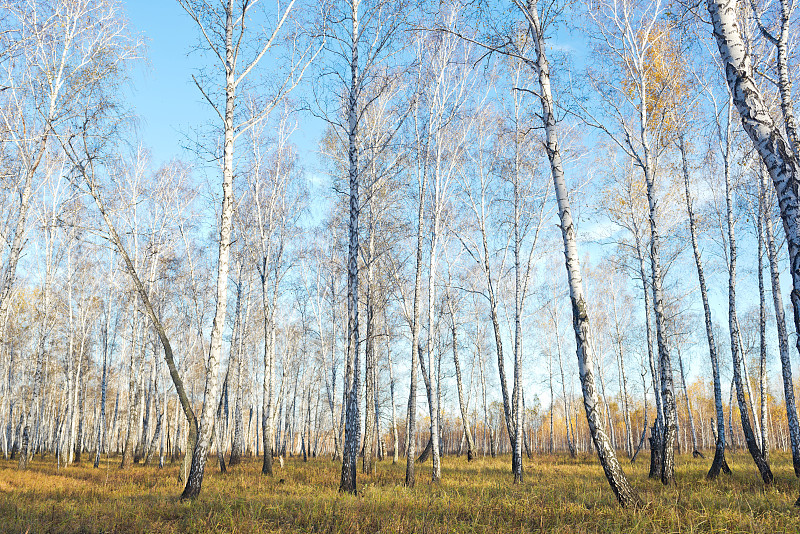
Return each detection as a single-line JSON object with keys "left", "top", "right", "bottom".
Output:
{"left": 642, "top": 141, "right": 678, "bottom": 487}
{"left": 679, "top": 136, "right": 729, "bottom": 478}
{"left": 706, "top": 0, "right": 800, "bottom": 492}
{"left": 363, "top": 210, "right": 377, "bottom": 475}
{"left": 720, "top": 96, "right": 772, "bottom": 483}
{"left": 756, "top": 177, "right": 770, "bottom": 463}
{"left": 760, "top": 163, "right": 800, "bottom": 475}
{"left": 340, "top": 0, "right": 361, "bottom": 494}
{"left": 514, "top": 0, "right": 641, "bottom": 507}
{"left": 181, "top": 2, "right": 235, "bottom": 492}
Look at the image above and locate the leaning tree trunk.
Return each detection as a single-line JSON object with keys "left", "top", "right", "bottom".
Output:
{"left": 760, "top": 164, "right": 800, "bottom": 475}
{"left": 81, "top": 165, "right": 198, "bottom": 486}
{"left": 517, "top": 0, "right": 641, "bottom": 507}
{"left": 679, "top": 137, "right": 729, "bottom": 478}
{"left": 707, "top": 0, "right": 800, "bottom": 490}
{"left": 722, "top": 100, "right": 772, "bottom": 484}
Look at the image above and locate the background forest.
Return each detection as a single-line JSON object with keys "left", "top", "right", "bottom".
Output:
{"left": 3, "top": 0, "right": 800, "bottom": 528}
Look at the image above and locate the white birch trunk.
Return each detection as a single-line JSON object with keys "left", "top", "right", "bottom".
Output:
{"left": 720, "top": 96, "right": 773, "bottom": 483}
{"left": 181, "top": 0, "right": 236, "bottom": 499}
{"left": 363, "top": 213, "right": 376, "bottom": 475}
{"left": 680, "top": 136, "right": 729, "bottom": 477}
{"left": 340, "top": 0, "right": 361, "bottom": 494}
{"left": 760, "top": 163, "right": 800, "bottom": 475}
{"left": 641, "top": 150, "right": 678, "bottom": 486}
{"left": 756, "top": 179, "right": 770, "bottom": 463}
{"left": 706, "top": 0, "right": 800, "bottom": 492}
{"left": 515, "top": 0, "right": 641, "bottom": 507}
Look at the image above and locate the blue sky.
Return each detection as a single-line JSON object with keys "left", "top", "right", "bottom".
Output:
{"left": 124, "top": 0, "right": 215, "bottom": 166}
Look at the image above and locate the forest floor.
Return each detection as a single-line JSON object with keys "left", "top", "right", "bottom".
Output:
{"left": 1, "top": 451, "right": 799, "bottom": 533}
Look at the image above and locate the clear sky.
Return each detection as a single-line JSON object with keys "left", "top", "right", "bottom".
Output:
{"left": 124, "top": 0, "right": 216, "bottom": 166}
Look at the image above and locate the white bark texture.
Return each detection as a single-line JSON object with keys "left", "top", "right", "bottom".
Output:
{"left": 516, "top": 0, "right": 641, "bottom": 507}
{"left": 680, "top": 137, "right": 729, "bottom": 478}
{"left": 719, "top": 94, "right": 773, "bottom": 484}
{"left": 760, "top": 164, "right": 800, "bottom": 475}
{"left": 706, "top": 0, "right": 800, "bottom": 489}
{"left": 340, "top": 0, "right": 361, "bottom": 494}
{"left": 181, "top": 1, "right": 236, "bottom": 500}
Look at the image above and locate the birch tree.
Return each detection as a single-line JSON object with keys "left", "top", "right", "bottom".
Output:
{"left": 0, "top": 1, "right": 138, "bottom": 410}
{"left": 16, "top": 156, "right": 71, "bottom": 470}
{"left": 242, "top": 104, "right": 305, "bottom": 477}
{"left": 679, "top": 136, "right": 731, "bottom": 478}
{"left": 176, "top": 0, "right": 319, "bottom": 498}
{"left": 319, "top": 0, "right": 407, "bottom": 492}
{"left": 713, "top": 93, "right": 773, "bottom": 483}
{"left": 598, "top": 157, "right": 664, "bottom": 478}
{"left": 706, "top": 0, "right": 800, "bottom": 494}
{"left": 418, "top": 17, "right": 482, "bottom": 482}
{"left": 577, "top": 0, "right": 689, "bottom": 483}
{"left": 759, "top": 161, "right": 800, "bottom": 475}
{"left": 513, "top": 0, "right": 642, "bottom": 507}
{"left": 62, "top": 132, "right": 200, "bottom": 484}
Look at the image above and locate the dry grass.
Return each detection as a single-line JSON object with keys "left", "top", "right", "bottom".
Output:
{"left": 1, "top": 451, "right": 799, "bottom": 533}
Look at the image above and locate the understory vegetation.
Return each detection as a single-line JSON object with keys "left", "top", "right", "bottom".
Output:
{"left": 3, "top": 452, "right": 799, "bottom": 533}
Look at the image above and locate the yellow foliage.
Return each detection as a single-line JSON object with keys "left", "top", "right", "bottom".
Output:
{"left": 620, "top": 22, "right": 692, "bottom": 145}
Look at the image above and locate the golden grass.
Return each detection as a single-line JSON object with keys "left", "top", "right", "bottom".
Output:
{"left": 1, "top": 451, "right": 799, "bottom": 533}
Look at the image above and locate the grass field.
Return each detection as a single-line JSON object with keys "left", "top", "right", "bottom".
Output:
{"left": 1, "top": 451, "right": 799, "bottom": 533}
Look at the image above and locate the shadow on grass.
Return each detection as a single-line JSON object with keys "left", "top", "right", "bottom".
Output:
{"left": 0, "top": 453, "right": 799, "bottom": 533}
